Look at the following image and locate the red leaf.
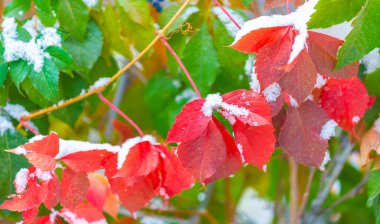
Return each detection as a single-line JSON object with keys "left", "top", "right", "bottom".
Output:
{"left": 60, "top": 203, "right": 105, "bottom": 224}
{"left": 22, "top": 207, "right": 39, "bottom": 223}
{"left": 156, "top": 145, "right": 194, "bottom": 197}
{"left": 60, "top": 150, "right": 115, "bottom": 173}
{"left": 279, "top": 50, "right": 317, "bottom": 104}
{"left": 42, "top": 173, "right": 60, "bottom": 209}
{"left": 166, "top": 99, "right": 210, "bottom": 144}
{"left": 113, "top": 119, "right": 135, "bottom": 143}
{"left": 264, "top": 0, "right": 305, "bottom": 10}
{"left": 279, "top": 101, "right": 330, "bottom": 167}
{"left": 177, "top": 118, "right": 242, "bottom": 184}
{"left": 307, "top": 31, "right": 359, "bottom": 79}
{"left": 321, "top": 77, "right": 370, "bottom": 131}
{"left": 60, "top": 168, "right": 89, "bottom": 209}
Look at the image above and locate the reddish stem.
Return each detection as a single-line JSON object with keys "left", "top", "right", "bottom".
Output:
{"left": 97, "top": 92, "right": 144, "bottom": 137}
{"left": 160, "top": 37, "right": 203, "bottom": 99}
{"left": 213, "top": 0, "right": 241, "bottom": 29}
{"left": 286, "top": 0, "right": 291, "bottom": 13}
{"left": 20, "top": 117, "right": 39, "bottom": 135}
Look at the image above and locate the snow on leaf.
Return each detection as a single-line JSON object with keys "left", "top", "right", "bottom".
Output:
{"left": 279, "top": 100, "right": 331, "bottom": 167}
{"left": 59, "top": 203, "right": 106, "bottom": 224}
{"left": 14, "top": 168, "right": 30, "bottom": 194}
{"left": 321, "top": 77, "right": 370, "bottom": 132}
{"left": 320, "top": 120, "right": 337, "bottom": 140}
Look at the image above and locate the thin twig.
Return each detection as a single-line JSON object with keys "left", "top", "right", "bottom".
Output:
{"left": 19, "top": 118, "right": 39, "bottom": 135}
{"left": 212, "top": 0, "right": 241, "bottom": 29}
{"left": 16, "top": 0, "right": 193, "bottom": 127}
{"left": 97, "top": 92, "right": 144, "bottom": 137}
{"left": 319, "top": 170, "right": 370, "bottom": 214}
{"left": 289, "top": 157, "right": 299, "bottom": 224}
{"left": 298, "top": 168, "right": 315, "bottom": 220}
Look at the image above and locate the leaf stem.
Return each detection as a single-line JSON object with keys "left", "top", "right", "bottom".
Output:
{"left": 16, "top": 0, "right": 193, "bottom": 127}
{"left": 160, "top": 37, "right": 202, "bottom": 99}
{"left": 213, "top": 0, "right": 241, "bottom": 29}
{"left": 298, "top": 167, "right": 315, "bottom": 219}
{"left": 289, "top": 157, "right": 299, "bottom": 224}
{"left": 19, "top": 117, "right": 39, "bottom": 135}
{"left": 97, "top": 92, "right": 144, "bottom": 137}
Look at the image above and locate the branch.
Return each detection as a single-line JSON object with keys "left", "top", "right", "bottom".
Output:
{"left": 17, "top": 0, "right": 193, "bottom": 126}
{"left": 298, "top": 167, "right": 315, "bottom": 220}
{"left": 289, "top": 157, "right": 299, "bottom": 224}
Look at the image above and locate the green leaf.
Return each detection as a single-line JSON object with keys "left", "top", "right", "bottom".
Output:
{"left": 16, "top": 27, "right": 32, "bottom": 42}
{"left": 336, "top": 0, "right": 380, "bottom": 68}
{"left": 52, "top": 75, "right": 86, "bottom": 127}
{"left": 181, "top": 25, "right": 220, "bottom": 96}
{"left": 242, "top": 0, "right": 253, "bottom": 8}
{"left": 3, "top": 0, "right": 32, "bottom": 17}
{"left": 10, "top": 60, "right": 30, "bottom": 88}
{"left": 63, "top": 20, "right": 103, "bottom": 71}
{"left": 102, "top": 4, "right": 131, "bottom": 59}
{"left": 29, "top": 58, "right": 59, "bottom": 103}
{"left": 116, "top": 0, "right": 151, "bottom": 25}
{"left": 365, "top": 69, "right": 380, "bottom": 97}
{"left": 34, "top": 0, "right": 57, "bottom": 27}
{"left": 308, "top": 0, "right": 365, "bottom": 28}
{"left": 0, "top": 130, "right": 29, "bottom": 203}
{"left": 58, "top": 0, "right": 89, "bottom": 40}
{"left": 45, "top": 46, "right": 74, "bottom": 71}
{"left": 0, "top": 63, "right": 8, "bottom": 86}
{"left": 368, "top": 169, "right": 380, "bottom": 206}
{"left": 158, "top": 5, "right": 199, "bottom": 34}
{"left": 21, "top": 77, "right": 51, "bottom": 107}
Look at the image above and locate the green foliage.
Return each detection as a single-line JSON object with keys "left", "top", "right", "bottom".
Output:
{"left": 9, "top": 60, "right": 30, "bottom": 89}
{"left": 58, "top": 0, "right": 89, "bottom": 40}
{"left": 3, "top": 0, "right": 31, "bottom": 17}
{"left": 34, "top": 0, "right": 57, "bottom": 27}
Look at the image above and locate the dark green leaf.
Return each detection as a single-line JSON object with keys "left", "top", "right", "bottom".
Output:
{"left": 308, "top": 0, "right": 365, "bottom": 28}
{"left": 181, "top": 25, "right": 220, "bottom": 96}
{"left": 368, "top": 169, "right": 380, "bottom": 206}
{"left": 0, "top": 130, "right": 29, "bottom": 203}
{"left": 45, "top": 46, "right": 74, "bottom": 71}
{"left": 0, "top": 63, "right": 8, "bottom": 86}
{"left": 365, "top": 69, "right": 380, "bottom": 97}
{"left": 34, "top": 0, "right": 57, "bottom": 27}
{"left": 10, "top": 60, "right": 30, "bottom": 88}
{"left": 29, "top": 59, "right": 59, "bottom": 103}
{"left": 59, "top": 0, "right": 89, "bottom": 40}
{"left": 21, "top": 77, "right": 51, "bottom": 107}
{"left": 3, "top": 0, "right": 32, "bottom": 17}
{"left": 63, "top": 20, "right": 103, "bottom": 71}
{"left": 336, "top": 0, "right": 380, "bottom": 68}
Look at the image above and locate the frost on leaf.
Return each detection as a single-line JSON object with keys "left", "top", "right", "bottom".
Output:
{"left": 321, "top": 77, "right": 370, "bottom": 132}
{"left": 279, "top": 100, "right": 331, "bottom": 167}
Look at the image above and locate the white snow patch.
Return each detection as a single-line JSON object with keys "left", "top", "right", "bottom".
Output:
{"left": 56, "top": 139, "right": 120, "bottom": 159}
{"left": 83, "top": 0, "right": 98, "bottom": 7}
{"left": 361, "top": 48, "right": 380, "bottom": 74}
{"left": 352, "top": 116, "right": 360, "bottom": 124}
{"left": 236, "top": 144, "right": 245, "bottom": 163}
{"left": 38, "top": 28, "right": 61, "bottom": 49}
{"left": 4, "top": 103, "right": 29, "bottom": 119}
{"left": 201, "top": 93, "right": 249, "bottom": 118}
{"left": 250, "top": 69, "right": 261, "bottom": 93}
{"left": 289, "top": 96, "right": 298, "bottom": 107}
{"left": 180, "top": 6, "right": 199, "bottom": 21}
{"left": 212, "top": 6, "right": 244, "bottom": 36}
{"left": 14, "top": 168, "right": 29, "bottom": 194}
{"left": 320, "top": 120, "right": 337, "bottom": 140}
{"left": 312, "top": 21, "right": 353, "bottom": 40}
{"left": 12, "top": 147, "right": 28, "bottom": 155}
{"left": 175, "top": 89, "right": 198, "bottom": 102}
{"left": 89, "top": 77, "right": 110, "bottom": 91}
{"left": 374, "top": 116, "right": 380, "bottom": 133}
{"left": 244, "top": 55, "right": 255, "bottom": 76}
{"left": 30, "top": 169, "right": 52, "bottom": 181}
{"left": 314, "top": 74, "right": 327, "bottom": 89}
{"left": 59, "top": 210, "right": 107, "bottom": 224}
{"left": 117, "top": 135, "right": 157, "bottom": 169}
{"left": 262, "top": 83, "right": 281, "bottom": 102}
{"left": 0, "top": 116, "right": 14, "bottom": 135}
{"left": 232, "top": 0, "right": 318, "bottom": 64}
{"left": 319, "top": 151, "right": 330, "bottom": 171}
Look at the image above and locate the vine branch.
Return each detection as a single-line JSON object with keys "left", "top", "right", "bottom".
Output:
{"left": 17, "top": 0, "right": 193, "bottom": 127}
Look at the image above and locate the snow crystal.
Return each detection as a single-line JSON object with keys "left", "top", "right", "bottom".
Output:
{"left": 117, "top": 135, "right": 157, "bottom": 169}
{"left": 352, "top": 116, "right": 360, "bottom": 124}
{"left": 237, "top": 144, "right": 245, "bottom": 163}
{"left": 82, "top": 0, "right": 98, "bottom": 7}
{"left": 31, "top": 169, "right": 52, "bottom": 181}
{"left": 55, "top": 139, "right": 120, "bottom": 159}
{"left": 38, "top": 28, "right": 61, "bottom": 49}
{"left": 14, "top": 168, "right": 29, "bottom": 194}
{"left": 361, "top": 48, "right": 380, "bottom": 74}
{"left": 49, "top": 209, "right": 59, "bottom": 223}
{"left": 232, "top": 0, "right": 318, "bottom": 64}
{"left": 262, "top": 83, "right": 281, "bottom": 102}
{"left": 289, "top": 96, "right": 299, "bottom": 107}
{"left": 313, "top": 21, "right": 353, "bottom": 40}
{"left": 250, "top": 69, "right": 261, "bottom": 93}
{"left": 244, "top": 55, "right": 255, "bottom": 76}
{"left": 374, "top": 116, "right": 380, "bottom": 133}
{"left": 175, "top": 89, "right": 198, "bottom": 102}
{"left": 12, "top": 147, "right": 28, "bottom": 155}
{"left": 1, "top": 17, "right": 61, "bottom": 72}
{"left": 89, "top": 77, "right": 110, "bottom": 91}
{"left": 4, "top": 103, "right": 29, "bottom": 119}
{"left": 60, "top": 210, "right": 107, "bottom": 224}
{"left": 314, "top": 74, "right": 327, "bottom": 89}
{"left": 319, "top": 151, "right": 330, "bottom": 171}
{"left": 202, "top": 93, "right": 223, "bottom": 117}
{"left": 212, "top": 6, "right": 244, "bottom": 36}
{"left": 0, "top": 116, "right": 14, "bottom": 135}
{"left": 320, "top": 120, "right": 337, "bottom": 140}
